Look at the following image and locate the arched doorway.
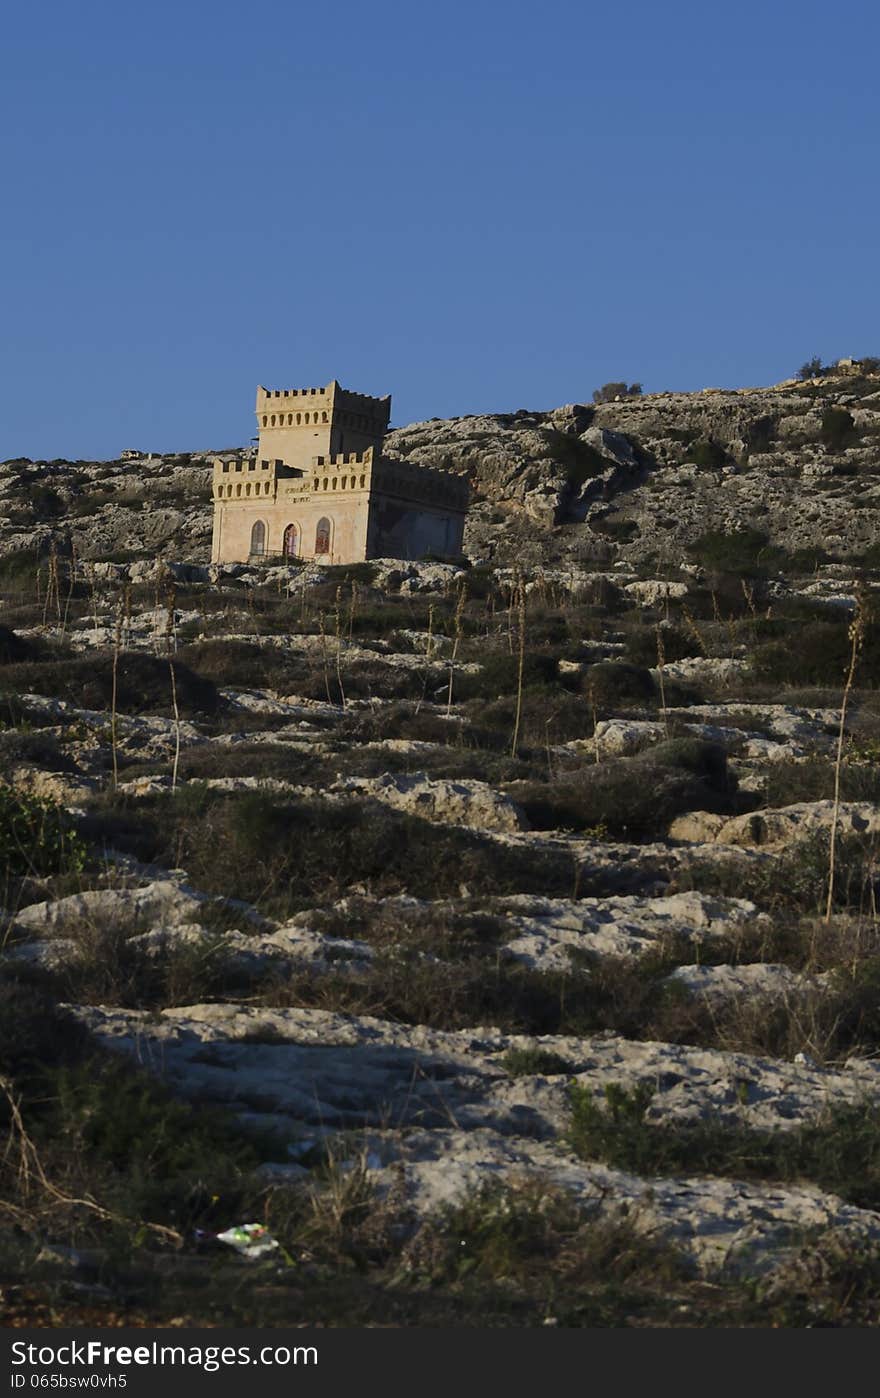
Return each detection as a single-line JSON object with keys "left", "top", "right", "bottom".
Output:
{"left": 250, "top": 519, "right": 266, "bottom": 557}
{"left": 315, "top": 517, "right": 331, "bottom": 556}
{"left": 283, "top": 523, "right": 299, "bottom": 559}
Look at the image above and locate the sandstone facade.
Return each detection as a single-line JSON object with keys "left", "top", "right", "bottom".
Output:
{"left": 211, "top": 380, "right": 469, "bottom": 565}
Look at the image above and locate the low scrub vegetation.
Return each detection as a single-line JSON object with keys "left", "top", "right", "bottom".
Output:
{"left": 568, "top": 1082, "right": 880, "bottom": 1212}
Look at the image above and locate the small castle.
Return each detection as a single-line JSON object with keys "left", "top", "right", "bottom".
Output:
{"left": 211, "top": 380, "right": 469, "bottom": 565}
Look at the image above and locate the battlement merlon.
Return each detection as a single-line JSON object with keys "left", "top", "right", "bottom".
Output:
{"left": 372, "top": 458, "right": 470, "bottom": 510}
{"left": 212, "top": 456, "right": 279, "bottom": 477}
{"left": 256, "top": 380, "right": 391, "bottom": 421}
{"left": 312, "top": 447, "right": 376, "bottom": 470}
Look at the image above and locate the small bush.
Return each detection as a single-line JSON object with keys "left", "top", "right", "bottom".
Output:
{"left": 624, "top": 625, "right": 701, "bottom": 667}
{"left": 501, "top": 1048, "right": 575, "bottom": 1077}
{"left": 567, "top": 1081, "right": 880, "bottom": 1211}
{"left": 456, "top": 650, "right": 560, "bottom": 702}
{"left": 0, "top": 627, "right": 36, "bottom": 664}
{"left": 687, "top": 528, "right": 777, "bottom": 577}
{"left": 689, "top": 438, "right": 729, "bottom": 470}
{"left": 798, "top": 357, "right": 826, "bottom": 380}
{"left": 511, "top": 739, "right": 733, "bottom": 840}
{"left": 592, "top": 382, "right": 642, "bottom": 404}
{"left": 0, "top": 653, "right": 219, "bottom": 718}
{"left": 81, "top": 790, "right": 598, "bottom": 918}
{"left": 821, "top": 407, "right": 857, "bottom": 451}
{"left": 0, "top": 788, "right": 86, "bottom": 880}
{"left": 579, "top": 661, "right": 656, "bottom": 709}
{"left": 752, "top": 618, "right": 880, "bottom": 688}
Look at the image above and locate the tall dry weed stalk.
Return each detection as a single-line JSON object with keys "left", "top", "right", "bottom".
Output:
{"left": 41, "top": 547, "right": 61, "bottom": 628}
{"left": 826, "top": 592, "right": 866, "bottom": 922}
{"left": 414, "top": 603, "right": 435, "bottom": 718}
{"left": 317, "top": 612, "right": 332, "bottom": 705}
{"left": 445, "top": 582, "right": 467, "bottom": 719}
{"left": 110, "top": 598, "right": 122, "bottom": 792}
{"left": 510, "top": 575, "right": 527, "bottom": 758}
{"left": 656, "top": 625, "right": 669, "bottom": 738}
{"left": 165, "top": 584, "right": 181, "bottom": 791}
{"left": 681, "top": 605, "right": 706, "bottom": 655}
{"left": 60, "top": 543, "right": 77, "bottom": 639}
{"left": 333, "top": 586, "right": 347, "bottom": 709}
{"left": 587, "top": 681, "right": 600, "bottom": 765}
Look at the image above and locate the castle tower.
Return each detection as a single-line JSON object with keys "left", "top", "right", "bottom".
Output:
{"left": 255, "top": 379, "right": 391, "bottom": 471}
{"left": 212, "top": 376, "right": 468, "bottom": 567}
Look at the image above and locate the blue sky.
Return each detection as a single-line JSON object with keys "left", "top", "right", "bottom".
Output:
{"left": 1, "top": 0, "right": 878, "bottom": 459}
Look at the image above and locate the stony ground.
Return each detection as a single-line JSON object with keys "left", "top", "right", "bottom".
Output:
{"left": 6, "top": 548, "right": 880, "bottom": 1325}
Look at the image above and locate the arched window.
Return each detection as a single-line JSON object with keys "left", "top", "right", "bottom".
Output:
{"left": 296, "top": 412, "right": 301, "bottom": 424}
{"left": 262, "top": 415, "right": 268, "bottom": 427}
{"left": 283, "top": 523, "right": 299, "bottom": 558}
{"left": 315, "top": 517, "right": 331, "bottom": 555}
{"left": 250, "top": 520, "right": 266, "bottom": 556}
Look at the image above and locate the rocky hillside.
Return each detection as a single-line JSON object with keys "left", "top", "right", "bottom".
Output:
{"left": 385, "top": 369, "right": 880, "bottom": 566}
{"left": 5, "top": 550, "right": 880, "bottom": 1323}
{"left": 4, "top": 369, "right": 880, "bottom": 570}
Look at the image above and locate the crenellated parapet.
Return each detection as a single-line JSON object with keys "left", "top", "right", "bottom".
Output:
{"left": 255, "top": 381, "right": 390, "bottom": 436}
{"left": 212, "top": 455, "right": 280, "bottom": 500}
{"left": 212, "top": 376, "right": 468, "bottom": 566}
{"left": 372, "top": 456, "right": 470, "bottom": 511}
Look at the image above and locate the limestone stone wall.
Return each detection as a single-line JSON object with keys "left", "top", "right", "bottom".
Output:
{"left": 212, "top": 451, "right": 375, "bottom": 564}
{"left": 211, "top": 496, "right": 370, "bottom": 564}
{"left": 255, "top": 380, "right": 390, "bottom": 472}
{"left": 367, "top": 496, "right": 466, "bottom": 559}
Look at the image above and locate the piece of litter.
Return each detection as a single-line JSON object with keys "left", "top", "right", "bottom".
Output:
{"left": 213, "top": 1224, "right": 279, "bottom": 1259}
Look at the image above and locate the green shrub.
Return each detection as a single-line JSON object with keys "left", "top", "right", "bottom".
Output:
{"left": 763, "top": 756, "right": 880, "bottom": 807}
{"left": 579, "top": 661, "right": 656, "bottom": 709}
{"left": 752, "top": 618, "right": 880, "bottom": 687}
{"left": 510, "top": 739, "right": 733, "bottom": 840}
{"left": 821, "top": 407, "right": 857, "bottom": 451}
{"left": 0, "top": 979, "right": 89, "bottom": 1080}
{"left": 0, "top": 787, "right": 86, "bottom": 880}
{"left": 81, "top": 790, "right": 595, "bottom": 918}
{"left": 687, "top": 528, "right": 777, "bottom": 577}
{"left": 624, "top": 625, "right": 701, "bottom": 667}
{"left": 592, "top": 382, "right": 642, "bottom": 404}
{"left": 589, "top": 514, "right": 639, "bottom": 543}
{"left": 567, "top": 1081, "right": 880, "bottom": 1211}
{"left": 501, "top": 1047, "right": 575, "bottom": 1077}
{"left": 456, "top": 650, "right": 560, "bottom": 701}
{"left": 47, "top": 1058, "right": 259, "bottom": 1226}
{"left": 0, "top": 627, "right": 35, "bottom": 664}
{"left": 689, "top": 438, "right": 729, "bottom": 470}
{"left": 798, "top": 357, "right": 825, "bottom": 380}
{"left": 548, "top": 432, "right": 611, "bottom": 489}
{"left": 0, "top": 653, "right": 219, "bottom": 717}
{"left": 679, "top": 831, "right": 880, "bottom": 917}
